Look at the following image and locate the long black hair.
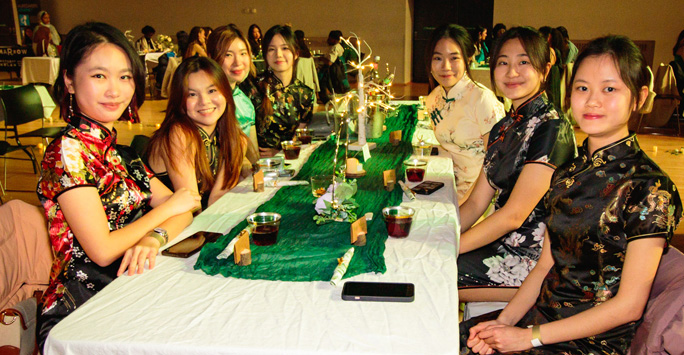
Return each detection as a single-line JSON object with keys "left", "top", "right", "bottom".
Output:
{"left": 53, "top": 22, "right": 145, "bottom": 124}
{"left": 425, "top": 24, "right": 475, "bottom": 91}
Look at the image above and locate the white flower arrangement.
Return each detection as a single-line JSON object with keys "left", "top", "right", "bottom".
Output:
{"left": 156, "top": 34, "right": 175, "bottom": 52}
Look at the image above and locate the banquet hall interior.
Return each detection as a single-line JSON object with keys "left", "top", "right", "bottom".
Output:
{"left": 1, "top": 0, "right": 684, "bottom": 353}
{"left": 2, "top": 0, "right": 682, "bottom": 237}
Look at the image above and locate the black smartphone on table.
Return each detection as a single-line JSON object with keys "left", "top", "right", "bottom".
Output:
{"left": 341, "top": 281, "right": 415, "bottom": 302}
{"left": 161, "top": 231, "right": 222, "bottom": 258}
{"left": 411, "top": 181, "right": 444, "bottom": 195}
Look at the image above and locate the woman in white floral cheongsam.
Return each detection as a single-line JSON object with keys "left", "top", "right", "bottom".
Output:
{"left": 425, "top": 24, "right": 504, "bottom": 203}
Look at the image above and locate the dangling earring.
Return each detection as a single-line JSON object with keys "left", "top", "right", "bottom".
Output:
{"left": 128, "top": 105, "right": 133, "bottom": 118}
{"left": 68, "top": 94, "right": 74, "bottom": 118}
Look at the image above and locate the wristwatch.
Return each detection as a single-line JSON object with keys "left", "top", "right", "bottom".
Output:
{"left": 531, "top": 324, "right": 543, "bottom": 347}
{"left": 148, "top": 227, "right": 169, "bottom": 247}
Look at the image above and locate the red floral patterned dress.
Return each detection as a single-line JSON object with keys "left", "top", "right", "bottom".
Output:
{"left": 36, "top": 115, "right": 154, "bottom": 347}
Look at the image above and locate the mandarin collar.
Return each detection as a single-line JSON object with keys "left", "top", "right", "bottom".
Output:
{"left": 509, "top": 92, "right": 548, "bottom": 120}
{"left": 197, "top": 125, "right": 216, "bottom": 143}
{"left": 580, "top": 133, "right": 640, "bottom": 168}
{"left": 443, "top": 75, "right": 472, "bottom": 99}
{"left": 72, "top": 114, "right": 117, "bottom": 145}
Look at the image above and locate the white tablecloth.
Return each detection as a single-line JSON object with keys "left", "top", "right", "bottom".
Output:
{"left": 45, "top": 144, "right": 461, "bottom": 355}
{"left": 21, "top": 57, "right": 60, "bottom": 85}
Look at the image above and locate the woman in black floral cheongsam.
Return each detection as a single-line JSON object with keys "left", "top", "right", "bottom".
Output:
{"left": 462, "top": 35, "right": 682, "bottom": 355}
{"left": 458, "top": 27, "right": 576, "bottom": 302}
{"left": 245, "top": 25, "right": 314, "bottom": 157}
{"left": 36, "top": 23, "right": 201, "bottom": 351}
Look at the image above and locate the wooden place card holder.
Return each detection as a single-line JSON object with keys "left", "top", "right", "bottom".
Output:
{"left": 234, "top": 229, "right": 252, "bottom": 266}
{"left": 389, "top": 130, "right": 402, "bottom": 146}
{"left": 383, "top": 169, "right": 396, "bottom": 192}
{"left": 253, "top": 170, "right": 264, "bottom": 192}
{"left": 350, "top": 217, "right": 367, "bottom": 246}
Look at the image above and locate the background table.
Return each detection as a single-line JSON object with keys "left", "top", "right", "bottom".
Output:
{"left": 45, "top": 144, "right": 462, "bottom": 354}
{"left": 21, "top": 57, "right": 60, "bottom": 85}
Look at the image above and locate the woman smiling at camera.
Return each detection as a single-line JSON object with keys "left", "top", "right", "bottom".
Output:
{"left": 36, "top": 22, "right": 199, "bottom": 351}
{"left": 244, "top": 25, "right": 315, "bottom": 157}
{"left": 457, "top": 27, "right": 576, "bottom": 303}
{"left": 425, "top": 24, "right": 504, "bottom": 203}
{"left": 146, "top": 57, "right": 250, "bottom": 208}
{"left": 461, "top": 35, "right": 682, "bottom": 355}
{"left": 207, "top": 24, "right": 256, "bottom": 137}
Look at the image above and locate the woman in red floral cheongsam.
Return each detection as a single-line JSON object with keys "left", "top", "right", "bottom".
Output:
{"left": 35, "top": 22, "right": 201, "bottom": 351}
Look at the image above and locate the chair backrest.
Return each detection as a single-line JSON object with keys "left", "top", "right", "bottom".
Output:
{"left": 653, "top": 63, "right": 679, "bottom": 97}
{"left": 0, "top": 200, "right": 52, "bottom": 311}
{"left": 0, "top": 85, "right": 44, "bottom": 127}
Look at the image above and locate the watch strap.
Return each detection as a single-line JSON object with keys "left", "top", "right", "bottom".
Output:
{"left": 531, "top": 325, "right": 543, "bottom": 347}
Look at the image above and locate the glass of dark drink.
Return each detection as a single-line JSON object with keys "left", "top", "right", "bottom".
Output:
{"left": 403, "top": 159, "right": 427, "bottom": 182}
{"left": 281, "top": 140, "right": 302, "bottom": 160}
{"left": 246, "top": 212, "right": 282, "bottom": 246}
{"left": 382, "top": 206, "right": 415, "bottom": 238}
{"left": 296, "top": 128, "right": 313, "bottom": 145}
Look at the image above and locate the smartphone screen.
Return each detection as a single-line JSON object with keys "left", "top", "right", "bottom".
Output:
{"left": 341, "top": 281, "right": 414, "bottom": 302}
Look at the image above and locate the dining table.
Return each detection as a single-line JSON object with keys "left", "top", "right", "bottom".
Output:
{"left": 20, "top": 56, "right": 60, "bottom": 85}
{"left": 43, "top": 105, "right": 462, "bottom": 354}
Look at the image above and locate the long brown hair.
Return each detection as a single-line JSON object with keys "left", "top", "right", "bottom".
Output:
{"left": 146, "top": 57, "right": 245, "bottom": 192}
{"left": 207, "top": 24, "right": 255, "bottom": 79}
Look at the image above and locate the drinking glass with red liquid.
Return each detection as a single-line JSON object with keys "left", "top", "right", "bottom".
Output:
{"left": 246, "top": 212, "right": 282, "bottom": 246}
{"left": 403, "top": 159, "right": 427, "bottom": 182}
{"left": 296, "top": 128, "right": 313, "bottom": 145}
{"left": 281, "top": 140, "right": 302, "bottom": 160}
{"left": 382, "top": 206, "right": 415, "bottom": 238}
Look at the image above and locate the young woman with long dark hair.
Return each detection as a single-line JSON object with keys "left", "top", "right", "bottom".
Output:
{"left": 425, "top": 24, "right": 504, "bottom": 202}
{"left": 36, "top": 22, "right": 199, "bottom": 350}
{"left": 146, "top": 57, "right": 250, "bottom": 208}
{"left": 245, "top": 25, "right": 314, "bottom": 157}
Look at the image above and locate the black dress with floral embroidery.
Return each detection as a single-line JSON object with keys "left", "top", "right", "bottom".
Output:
{"left": 246, "top": 71, "right": 314, "bottom": 149}
{"left": 458, "top": 93, "right": 576, "bottom": 288}
{"left": 35, "top": 115, "right": 154, "bottom": 349}
{"left": 459, "top": 134, "right": 682, "bottom": 354}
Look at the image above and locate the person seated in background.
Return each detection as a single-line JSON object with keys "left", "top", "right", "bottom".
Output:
{"left": 425, "top": 24, "right": 504, "bottom": 203}
{"left": 457, "top": 27, "right": 576, "bottom": 303}
{"left": 556, "top": 26, "right": 578, "bottom": 64}
{"left": 248, "top": 24, "right": 262, "bottom": 58}
{"left": 294, "top": 30, "right": 312, "bottom": 59}
{"left": 486, "top": 23, "right": 506, "bottom": 53}
{"left": 472, "top": 26, "right": 489, "bottom": 66}
{"left": 184, "top": 26, "right": 207, "bottom": 59}
{"left": 461, "top": 35, "right": 682, "bottom": 355}
{"left": 244, "top": 25, "right": 314, "bottom": 157}
{"left": 33, "top": 25, "right": 52, "bottom": 56}
{"left": 34, "top": 11, "right": 60, "bottom": 55}
{"left": 177, "top": 30, "right": 190, "bottom": 57}
{"left": 319, "top": 30, "right": 349, "bottom": 103}
{"left": 36, "top": 22, "right": 199, "bottom": 351}
{"left": 207, "top": 24, "right": 260, "bottom": 159}
{"left": 671, "top": 30, "right": 684, "bottom": 114}
{"left": 135, "top": 25, "right": 161, "bottom": 53}
{"left": 146, "top": 57, "right": 252, "bottom": 208}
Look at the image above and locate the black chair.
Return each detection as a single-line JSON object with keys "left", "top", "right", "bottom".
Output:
{"left": 0, "top": 85, "right": 63, "bottom": 173}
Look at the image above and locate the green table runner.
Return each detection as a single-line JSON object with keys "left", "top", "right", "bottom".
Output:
{"left": 194, "top": 105, "right": 417, "bottom": 281}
